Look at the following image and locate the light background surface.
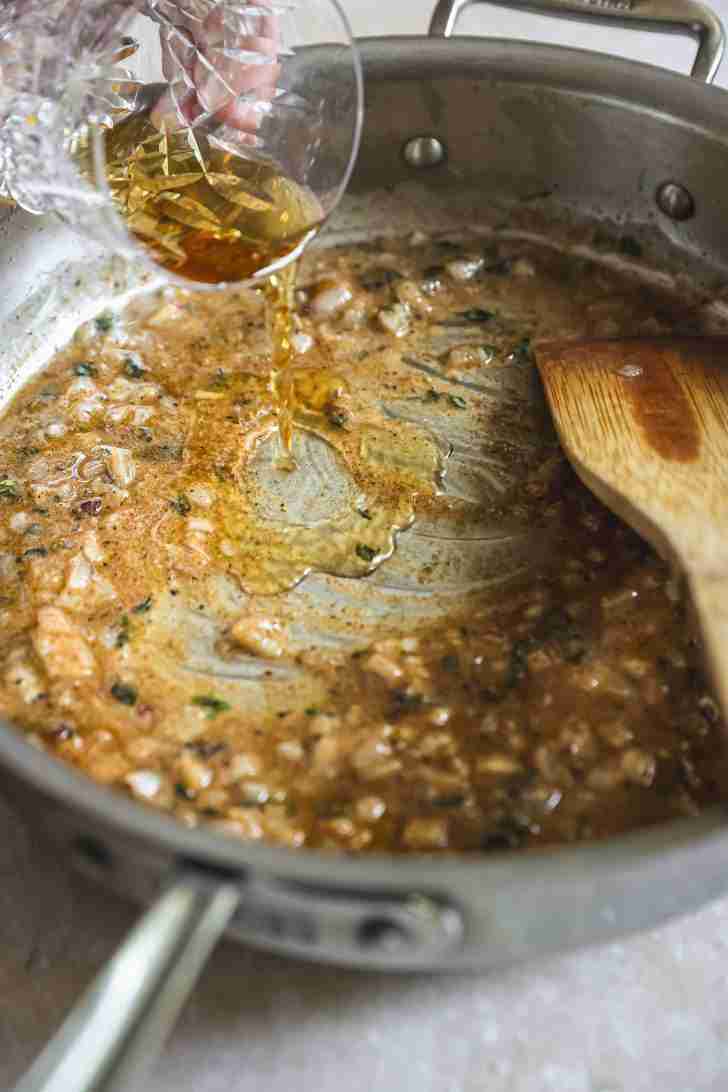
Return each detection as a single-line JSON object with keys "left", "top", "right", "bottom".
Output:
{"left": 4, "top": 2, "right": 728, "bottom": 1090}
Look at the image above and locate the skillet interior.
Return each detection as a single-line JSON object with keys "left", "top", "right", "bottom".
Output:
{"left": 2, "top": 37, "right": 728, "bottom": 971}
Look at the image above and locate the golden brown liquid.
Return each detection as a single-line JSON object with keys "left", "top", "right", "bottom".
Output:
{"left": 266, "top": 262, "right": 297, "bottom": 462}
{"left": 1, "top": 233, "right": 725, "bottom": 853}
{"left": 101, "top": 112, "right": 325, "bottom": 452}
{"left": 102, "top": 113, "right": 321, "bottom": 285}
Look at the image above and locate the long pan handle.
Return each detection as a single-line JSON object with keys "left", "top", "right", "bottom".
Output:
{"left": 13, "top": 872, "right": 239, "bottom": 1092}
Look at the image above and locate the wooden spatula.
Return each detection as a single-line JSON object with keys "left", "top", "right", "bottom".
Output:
{"left": 536, "top": 337, "right": 728, "bottom": 718}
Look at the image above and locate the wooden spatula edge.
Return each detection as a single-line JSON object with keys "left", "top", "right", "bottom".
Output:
{"left": 535, "top": 336, "right": 728, "bottom": 720}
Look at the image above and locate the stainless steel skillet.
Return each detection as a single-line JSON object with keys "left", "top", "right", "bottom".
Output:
{"left": 5, "top": 0, "right": 728, "bottom": 1087}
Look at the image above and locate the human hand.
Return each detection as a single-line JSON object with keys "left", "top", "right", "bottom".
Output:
{"left": 145, "top": 0, "right": 280, "bottom": 138}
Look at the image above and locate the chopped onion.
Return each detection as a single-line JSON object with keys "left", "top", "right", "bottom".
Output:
{"left": 126, "top": 770, "right": 162, "bottom": 800}
{"left": 187, "top": 517, "right": 214, "bottom": 534}
{"left": 291, "top": 332, "right": 314, "bottom": 354}
{"left": 9, "top": 512, "right": 31, "bottom": 532}
{"left": 102, "top": 446, "right": 136, "bottom": 488}
{"left": 310, "top": 280, "right": 354, "bottom": 318}
{"left": 445, "top": 256, "right": 484, "bottom": 282}
{"left": 187, "top": 485, "right": 215, "bottom": 508}
{"left": 377, "top": 303, "right": 411, "bottom": 338}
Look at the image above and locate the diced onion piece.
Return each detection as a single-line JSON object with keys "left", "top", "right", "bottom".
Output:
{"left": 9, "top": 512, "right": 31, "bottom": 532}
{"left": 102, "top": 446, "right": 136, "bottom": 488}
{"left": 4, "top": 657, "right": 44, "bottom": 703}
{"left": 187, "top": 485, "right": 215, "bottom": 508}
{"left": 74, "top": 398, "right": 104, "bottom": 424}
{"left": 67, "top": 377, "right": 98, "bottom": 398}
{"left": 377, "top": 303, "right": 410, "bottom": 338}
{"left": 106, "top": 404, "right": 131, "bottom": 426}
{"left": 82, "top": 530, "right": 105, "bottom": 564}
{"left": 187, "top": 516, "right": 214, "bottom": 534}
{"left": 66, "top": 554, "right": 93, "bottom": 591}
{"left": 291, "top": 332, "right": 314, "bottom": 354}
{"left": 132, "top": 406, "right": 154, "bottom": 426}
{"left": 445, "top": 256, "right": 484, "bottom": 282}
{"left": 230, "top": 614, "right": 284, "bottom": 659}
{"left": 32, "top": 606, "right": 96, "bottom": 680}
{"left": 126, "top": 770, "right": 162, "bottom": 800}
{"left": 310, "top": 279, "right": 354, "bottom": 318}
{"left": 446, "top": 345, "right": 494, "bottom": 370}
{"left": 395, "top": 279, "right": 433, "bottom": 317}
{"left": 106, "top": 377, "right": 159, "bottom": 403}
{"left": 27, "top": 457, "right": 50, "bottom": 482}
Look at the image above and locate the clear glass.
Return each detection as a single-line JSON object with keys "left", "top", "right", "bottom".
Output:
{"left": 1, "top": 1, "right": 363, "bottom": 288}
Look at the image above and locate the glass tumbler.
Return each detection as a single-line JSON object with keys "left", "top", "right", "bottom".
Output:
{"left": 0, "top": 0, "right": 363, "bottom": 288}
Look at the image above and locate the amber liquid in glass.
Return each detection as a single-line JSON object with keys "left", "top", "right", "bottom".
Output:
{"left": 100, "top": 113, "right": 322, "bottom": 453}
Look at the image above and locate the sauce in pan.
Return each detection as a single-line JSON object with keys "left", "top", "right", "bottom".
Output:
{"left": 0, "top": 232, "right": 726, "bottom": 853}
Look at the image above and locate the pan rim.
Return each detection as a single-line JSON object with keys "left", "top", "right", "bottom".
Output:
{"left": 2, "top": 33, "right": 728, "bottom": 898}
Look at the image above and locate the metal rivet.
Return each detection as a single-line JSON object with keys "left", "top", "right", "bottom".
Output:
{"left": 656, "top": 181, "right": 695, "bottom": 222}
{"left": 402, "top": 136, "right": 446, "bottom": 169}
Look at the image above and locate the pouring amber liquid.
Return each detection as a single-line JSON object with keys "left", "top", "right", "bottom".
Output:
{"left": 99, "top": 112, "right": 322, "bottom": 455}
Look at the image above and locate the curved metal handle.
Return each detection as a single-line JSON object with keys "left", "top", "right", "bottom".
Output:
{"left": 13, "top": 872, "right": 239, "bottom": 1092}
{"left": 429, "top": 0, "right": 725, "bottom": 82}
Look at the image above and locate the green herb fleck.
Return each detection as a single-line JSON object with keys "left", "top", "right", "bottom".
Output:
{"left": 124, "top": 356, "right": 144, "bottom": 379}
{"left": 452, "top": 308, "right": 495, "bottom": 324}
{"left": 95, "top": 312, "right": 114, "bottom": 333}
{"left": 191, "top": 694, "right": 231, "bottom": 719}
{"left": 481, "top": 820, "right": 526, "bottom": 850}
{"left": 356, "top": 543, "right": 377, "bottom": 563}
{"left": 592, "top": 228, "right": 611, "bottom": 251}
{"left": 425, "top": 389, "right": 441, "bottom": 402}
{"left": 170, "top": 494, "right": 191, "bottom": 516}
{"left": 305, "top": 706, "right": 320, "bottom": 717}
{"left": 111, "top": 681, "right": 137, "bottom": 706}
{"left": 175, "top": 782, "right": 194, "bottom": 800}
{"left": 432, "top": 794, "right": 466, "bottom": 809}
{"left": 327, "top": 409, "right": 348, "bottom": 429}
{"left": 20, "top": 546, "right": 48, "bottom": 560}
{"left": 0, "top": 479, "right": 20, "bottom": 501}
{"left": 132, "top": 596, "right": 153, "bottom": 614}
{"left": 509, "top": 337, "right": 534, "bottom": 365}
{"left": 116, "top": 615, "right": 130, "bottom": 648}
{"left": 357, "top": 507, "right": 372, "bottom": 521}
{"left": 484, "top": 257, "right": 514, "bottom": 276}
{"left": 138, "top": 441, "right": 183, "bottom": 463}
{"left": 213, "top": 465, "right": 231, "bottom": 482}
{"left": 392, "top": 689, "right": 423, "bottom": 709}
{"left": 73, "top": 362, "right": 96, "bottom": 377}
{"left": 448, "top": 394, "right": 467, "bottom": 409}
{"left": 619, "top": 235, "right": 643, "bottom": 258}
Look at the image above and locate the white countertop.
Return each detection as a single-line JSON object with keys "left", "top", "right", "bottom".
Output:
{"left": 4, "top": 3, "right": 728, "bottom": 1090}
